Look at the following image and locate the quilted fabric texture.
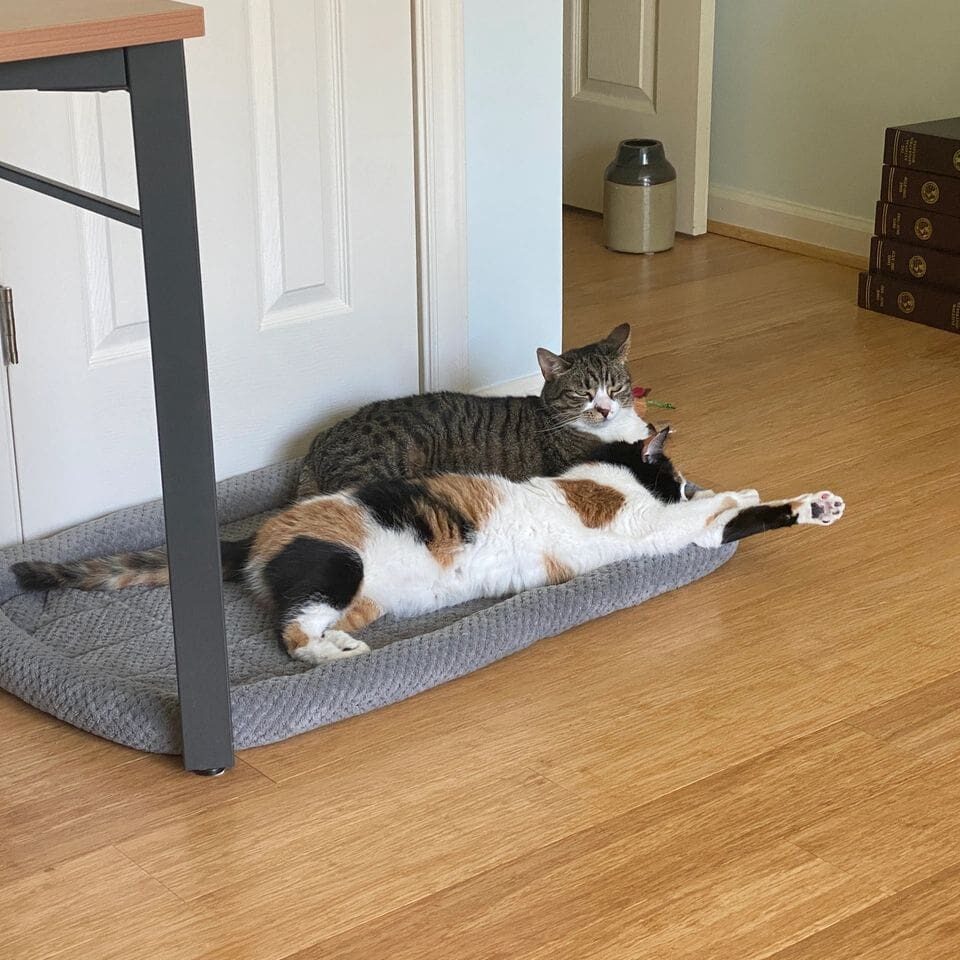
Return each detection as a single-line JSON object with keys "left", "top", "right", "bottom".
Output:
{"left": 0, "top": 460, "right": 736, "bottom": 753}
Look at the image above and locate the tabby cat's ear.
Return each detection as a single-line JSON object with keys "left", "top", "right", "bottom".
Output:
{"left": 641, "top": 425, "right": 671, "bottom": 463}
{"left": 604, "top": 323, "right": 631, "bottom": 360}
{"left": 537, "top": 347, "right": 571, "bottom": 382}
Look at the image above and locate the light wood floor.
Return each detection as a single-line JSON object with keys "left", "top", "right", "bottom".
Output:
{"left": 4, "top": 208, "right": 960, "bottom": 959}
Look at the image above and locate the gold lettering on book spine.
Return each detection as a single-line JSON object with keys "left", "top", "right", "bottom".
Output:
{"left": 901, "top": 135, "right": 918, "bottom": 166}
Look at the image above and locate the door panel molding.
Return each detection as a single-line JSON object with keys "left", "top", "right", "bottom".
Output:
{"left": 248, "top": 0, "right": 351, "bottom": 330}
{"left": 412, "top": 0, "right": 468, "bottom": 392}
{"left": 70, "top": 92, "right": 150, "bottom": 366}
{"left": 570, "top": 0, "right": 657, "bottom": 111}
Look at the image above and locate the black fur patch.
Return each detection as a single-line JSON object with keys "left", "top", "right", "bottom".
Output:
{"left": 220, "top": 537, "right": 253, "bottom": 581}
{"left": 263, "top": 537, "right": 363, "bottom": 618}
{"left": 353, "top": 480, "right": 474, "bottom": 545}
{"left": 354, "top": 479, "right": 434, "bottom": 540}
{"left": 721, "top": 504, "right": 798, "bottom": 544}
{"left": 588, "top": 441, "right": 684, "bottom": 503}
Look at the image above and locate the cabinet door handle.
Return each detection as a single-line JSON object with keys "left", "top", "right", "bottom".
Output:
{"left": 0, "top": 285, "right": 19, "bottom": 365}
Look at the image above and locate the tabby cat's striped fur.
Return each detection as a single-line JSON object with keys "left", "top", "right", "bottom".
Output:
{"left": 294, "top": 323, "right": 646, "bottom": 498}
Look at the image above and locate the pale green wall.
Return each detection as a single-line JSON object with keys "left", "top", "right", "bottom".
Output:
{"left": 463, "top": 0, "right": 563, "bottom": 390}
{"left": 711, "top": 0, "right": 960, "bottom": 220}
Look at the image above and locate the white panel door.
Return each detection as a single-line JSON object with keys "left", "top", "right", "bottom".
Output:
{"left": 563, "top": 0, "right": 715, "bottom": 234}
{"left": 0, "top": 0, "right": 419, "bottom": 542}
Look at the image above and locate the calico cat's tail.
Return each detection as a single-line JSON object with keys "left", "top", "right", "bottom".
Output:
{"left": 11, "top": 538, "right": 252, "bottom": 593}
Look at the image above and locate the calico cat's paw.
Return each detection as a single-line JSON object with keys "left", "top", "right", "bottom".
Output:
{"left": 292, "top": 630, "right": 371, "bottom": 665}
{"left": 795, "top": 491, "right": 845, "bottom": 526}
{"left": 324, "top": 630, "right": 370, "bottom": 655}
{"left": 734, "top": 489, "right": 761, "bottom": 506}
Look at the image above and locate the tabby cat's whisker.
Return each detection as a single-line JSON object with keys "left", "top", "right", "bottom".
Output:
{"left": 537, "top": 414, "right": 586, "bottom": 435}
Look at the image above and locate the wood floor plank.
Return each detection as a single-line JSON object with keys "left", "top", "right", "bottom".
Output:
{"left": 847, "top": 673, "right": 960, "bottom": 765}
{"left": 766, "top": 864, "right": 960, "bottom": 959}
{"left": 2, "top": 846, "right": 216, "bottom": 960}
{"left": 791, "top": 757, "right": 960, "bottom": 891}
{"left": 566, "top": 257, "right": 854, "bottom": 356}
{"left": 276, "top": 723, "right": 919, "bottom": 959}
{"left": 298, "top": 839, "right": 879, "bottom": 960}
{"left": 0, "top": 690, "right": 142, "bottom": 788}
{"left": 0, "top": 752, "right": 275, "bottom": 885}
{"left": 562, "top": 210, "right": 790, "bottom": 307}
{"left": 120, "top": 768, "right": 611, "bottom": 959}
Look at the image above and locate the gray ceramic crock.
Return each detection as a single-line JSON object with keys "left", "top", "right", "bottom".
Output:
{"left": 603, "top": 139, "right": 677, "bottom": 254}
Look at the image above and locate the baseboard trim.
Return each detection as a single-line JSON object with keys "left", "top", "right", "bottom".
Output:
{"left": 474, "top": 372, "right": 542, "bottom": 397}
{"left": 708, "top": 186, "right": 871, "bottom": 269}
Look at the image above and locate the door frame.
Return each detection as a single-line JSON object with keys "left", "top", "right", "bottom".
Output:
{"left": 412, "top": 0, "right": 469, "bottom": 392}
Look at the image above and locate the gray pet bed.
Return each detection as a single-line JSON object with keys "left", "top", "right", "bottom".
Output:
{"left": 0, "top": 461, "right": 736, "bottom": 753}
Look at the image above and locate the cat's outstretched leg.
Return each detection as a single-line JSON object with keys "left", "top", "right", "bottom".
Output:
{"left": 697, "top": 490, "right": 845, "bottom": 547}
{"left": 651, "top": 489, "right": 760, "bottom": 553}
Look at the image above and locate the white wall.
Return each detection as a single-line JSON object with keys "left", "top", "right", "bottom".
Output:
{"left": 710, "top": 0, "right": 960, "bottom": 255}
{"left": 463, "top": 0, "right": 563, "bottom": 391}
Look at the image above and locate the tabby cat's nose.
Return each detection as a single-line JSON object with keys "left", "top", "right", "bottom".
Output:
{"left": 597, "top": 405, "right": 612, "bottom": 419}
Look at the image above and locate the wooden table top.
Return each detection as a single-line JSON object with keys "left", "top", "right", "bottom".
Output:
{"left": 0, "top": 1, "right": 204, "bottom": 64}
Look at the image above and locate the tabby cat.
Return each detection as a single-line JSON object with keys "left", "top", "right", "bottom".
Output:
{"left": 12, "top": 324, "right": 651, "bottom": 592}
{"left": 13, "top": 429, "right": 845, "bottom": 665}
{"left": 294, "top": 322, "right": 648, "bottom": 498}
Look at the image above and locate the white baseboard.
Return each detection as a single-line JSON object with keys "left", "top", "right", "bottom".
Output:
{"left": 708, "top": 185, "right": 872, "bottom": 259}
{"left": 474, "top": 372, "right": 542, "bottom": 397}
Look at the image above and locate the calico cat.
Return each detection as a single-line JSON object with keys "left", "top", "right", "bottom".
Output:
{"left": 294, "top": 322, "right": 649, "bottom": 498}
{"left": 12, "top": 429, "right": 845, "bottom": 666}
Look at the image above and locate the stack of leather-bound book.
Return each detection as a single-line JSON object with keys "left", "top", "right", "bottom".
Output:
{"left": 858, "top": 117, "right": 960, "bottom": 335}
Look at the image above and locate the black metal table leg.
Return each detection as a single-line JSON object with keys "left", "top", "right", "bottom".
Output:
{"left": 126, "top": 41, "right": 234, "bottom": 774}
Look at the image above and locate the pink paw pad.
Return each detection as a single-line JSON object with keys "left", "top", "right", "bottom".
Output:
{"left": 806, "top": 491, "right": 844, "bottom": 525}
